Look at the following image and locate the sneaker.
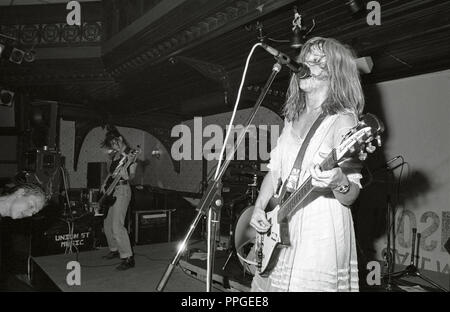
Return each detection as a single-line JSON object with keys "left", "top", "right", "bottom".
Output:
{"left": 102, "top": 251, "right": 119, "bottom": 259}
{"left": 116, "top": 256, "right": 135, "bottom": 271}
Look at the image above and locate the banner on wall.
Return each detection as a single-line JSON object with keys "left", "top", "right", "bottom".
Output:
{"left": 375, "top": 207, "right": 450, "bottom": 275}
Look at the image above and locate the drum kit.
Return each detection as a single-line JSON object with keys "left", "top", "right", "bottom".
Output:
{"left": 221, "top": 168, "right": 263, "bottom": 276}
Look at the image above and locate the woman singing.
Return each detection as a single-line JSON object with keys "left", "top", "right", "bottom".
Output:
{"left": 250, "top": 37, "right": 365, "bottom": 292}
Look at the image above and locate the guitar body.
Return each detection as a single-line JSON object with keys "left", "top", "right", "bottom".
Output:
{"left": 97, "top": 176, "right": 117, "bottom": 218}
{"left": 255, "top": 204, "right": 291, "bottom": 276}
{"left": 98, "top": 193, "right": 117, "bottom": 217}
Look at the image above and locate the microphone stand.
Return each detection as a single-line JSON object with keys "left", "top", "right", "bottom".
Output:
{"left": 156, "top": 61, "right": 283, "bottom": 292}
{"left": 388, "top": 228, "right": 448, "bottom": 292}
{"left": 378, "top": 162, "right": 448, "bottom": 292}
{"left": 384, "top": 165, "right": 396, "bottom": 291}
{"left": 384, "top": 194, "right": 393, "bottom": 291}
{"left": 370, "top": 157, "right": 400, "bottom": 290}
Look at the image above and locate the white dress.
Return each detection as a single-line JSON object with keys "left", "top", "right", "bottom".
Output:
{"left": 251, "top": 113, "right": 361, "bottom": 292}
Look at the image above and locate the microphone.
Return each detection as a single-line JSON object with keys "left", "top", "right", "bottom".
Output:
{"left": 260, "top": 43, "right": 310, "bottom": 78}
{"left": 385, "top": 156, "right": 402, "bottom": 170}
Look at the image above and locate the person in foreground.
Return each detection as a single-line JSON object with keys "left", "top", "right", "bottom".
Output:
{"left": 250, "top": 37, "right": 364, "bottom": 292}
{"left": 0, "top": 183, "right": 46, "bottom": 219}
{"left": 0, "top": 183, "right": 46, "bottom": 285}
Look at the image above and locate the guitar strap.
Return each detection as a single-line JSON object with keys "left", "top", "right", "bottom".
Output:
{"left": 276, "top": 112, "right": 326, "bottom": 203}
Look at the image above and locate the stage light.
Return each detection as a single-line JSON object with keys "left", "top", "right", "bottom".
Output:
{"left": 290, "top": 6, "right": 315, "bottom": 49}
{"left": 347, "top": 0, "right": 364, "bottom": 14}
{"left": 291, "top": 26, "right": 305, "bottom": 49}
{"left": 24, "top": 49, "right": 36, "bottom": 63}
{"left": 151, "top": 149, "right": 161, "bottom": 159}
{"left": 9, "top": 47, "right": 25, "bottom": 64}
{"left": 355, "top": 56, "right": 374, "bottom": 74}
{"left": 0, "top": 89, "right": 15, "bottom": 107}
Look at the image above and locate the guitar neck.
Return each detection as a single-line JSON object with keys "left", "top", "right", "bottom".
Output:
{"left": 105, "top": 174, "right": 123, "bottom": 196}
{"left": 277, "top": 149, "right": 337, "bottom": 221}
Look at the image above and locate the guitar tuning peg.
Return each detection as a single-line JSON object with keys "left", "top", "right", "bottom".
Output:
{"left": 358, "top": 151, "right": 368, "bottom": 161}
{"left": 376, "top": 135, "right": 382, "bottom": 147}
{"left": 366, "top": 142, "right": 376, "bottom": 154}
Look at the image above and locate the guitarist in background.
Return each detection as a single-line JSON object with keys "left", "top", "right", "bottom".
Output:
{"left": 250, "top": 37, "right": 364, "bottom": 292}
{"left": 100, "top": 126, "right": 137, "bottom": 271}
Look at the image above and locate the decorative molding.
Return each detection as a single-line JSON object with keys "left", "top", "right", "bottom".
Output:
{"left": 0, "top": 22, "right": 102, "bottom": 47}
{"left": 173, "top": 56, "right": 231, "bottom": 91}
{"left": 244, "top": 84, "right": 285, "bottom": 117}
{"left": 246, "top": 84, "right": 286, "bottom": 99}
{"left": 104, "top": 0, "right": 298, "bottom": 77}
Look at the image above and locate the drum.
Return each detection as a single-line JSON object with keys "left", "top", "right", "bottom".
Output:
{"left": 234, "top": 205, "right": 257, "bottom": 275}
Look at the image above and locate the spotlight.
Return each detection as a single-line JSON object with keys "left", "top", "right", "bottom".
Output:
{"left": 347, "top": 0, "right": 364, "bottom": 15}
{"left": 0, "top": 89, "right": 15, "bottom": 107}
{"left": 291, "top": 26, "right": 305, "bottom": 49}
{"left": 9, "top": 47, "right": 25, "bottom": 64}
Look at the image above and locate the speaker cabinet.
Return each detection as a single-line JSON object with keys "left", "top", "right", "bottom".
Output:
{"left": 87, "top": 162, "right": 108, "bottom": 189}
{"left": 23, "top": 149, "right": 63, "bottom": 202}
{"left": 42, "top": 223, "right": 93, "bottom": 256}
{"left": 132, "top": 210, "right": 174, "bottom": 245}
{"left": 31, "top": 216, "right": 94, "bottom": 256}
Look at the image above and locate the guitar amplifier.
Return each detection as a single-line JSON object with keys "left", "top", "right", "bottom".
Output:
{"left": 133, "top": 210, "right": 175, "bottom": 245}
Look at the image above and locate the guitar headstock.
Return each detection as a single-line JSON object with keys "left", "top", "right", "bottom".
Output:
{"left": 128, "top": 148, "right": 142, "bottom": 161}
{"left": 335, "top": 113, "right": 385, "bottom": 162}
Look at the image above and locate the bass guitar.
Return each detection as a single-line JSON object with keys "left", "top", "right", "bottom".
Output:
{"left": 97, "top": 148, "right": 141, "bottom": 218}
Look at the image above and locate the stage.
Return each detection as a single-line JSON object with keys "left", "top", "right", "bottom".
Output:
{"left": 30, "top": 241, "right": 252, "bottom": 292}
{"left": 28, "top": 239, "right": 449, "bottom": 293}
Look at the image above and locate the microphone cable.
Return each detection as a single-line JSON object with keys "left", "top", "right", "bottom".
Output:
{"left": 213, "top": 42, "right": 262, "bottom": 180}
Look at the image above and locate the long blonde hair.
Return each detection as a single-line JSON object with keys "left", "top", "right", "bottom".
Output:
{"left": 282, "top": 37, "right": 364, "bottom": 121}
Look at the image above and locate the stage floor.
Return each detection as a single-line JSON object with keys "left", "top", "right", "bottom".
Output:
{"left": 31, "top": 241, "right": 447, "bottom": 292}
{"left": 32, "top": 242, "right": 209, "bottom": 292}
{"left": 31, "top": 241, "right": 251, "bottom": 292}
